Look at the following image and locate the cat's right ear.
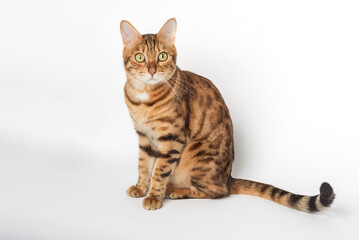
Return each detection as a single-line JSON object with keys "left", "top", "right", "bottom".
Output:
{"left": 120, "top": 20, "right": 142, "bottom": 47}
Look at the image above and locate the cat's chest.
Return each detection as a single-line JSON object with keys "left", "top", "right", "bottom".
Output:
{"left": 125, "top": 88, "right": 177, "bottom": 141}
{"left": 135, "top": 91, "right": 149, "bottom": 101}
{"left": 129, "top": 106, "right": 159, "bottom": 143}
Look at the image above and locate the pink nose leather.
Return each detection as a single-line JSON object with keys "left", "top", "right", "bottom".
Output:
{"left": 149, "top": 68, "right": 157, "bottom": 76}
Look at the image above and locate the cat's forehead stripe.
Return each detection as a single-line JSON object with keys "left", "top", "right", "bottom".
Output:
{"left": 143, "top": 34, "right": 157, "bottom": 51}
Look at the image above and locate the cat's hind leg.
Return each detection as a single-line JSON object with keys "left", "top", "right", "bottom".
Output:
{"left": 165, "top": 183, "right": 209, "bottom": 199}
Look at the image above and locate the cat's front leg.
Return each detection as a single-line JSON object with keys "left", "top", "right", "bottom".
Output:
{"left": 142, "top": 141, "right": 182, "bottom": 210}
{"left": 127, "top": 132, "right": 156, "bottom": 198}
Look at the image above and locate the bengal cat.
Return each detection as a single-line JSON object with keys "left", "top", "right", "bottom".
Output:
{"left": 120, "top": 18, "right": 335, "bottom": 211}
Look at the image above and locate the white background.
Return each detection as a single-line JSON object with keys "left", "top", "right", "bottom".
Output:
{"left": 1, "top": 0, "right": 359, "bottom": 239}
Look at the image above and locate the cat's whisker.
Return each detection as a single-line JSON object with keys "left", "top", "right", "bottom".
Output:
{"left": 163, "top": 78, "right": 181, "bottom": 100}
{"left": 167, "top": 77, "right": 192, "bottom": 96}
{"left": 173, "top": 83, "right": 192, "bottom": 97}
{"left": 170, "top": 78, "right": 191, "bottom": 93}
{"left": 162, "top": 72, "right": 192, "bottom": 97}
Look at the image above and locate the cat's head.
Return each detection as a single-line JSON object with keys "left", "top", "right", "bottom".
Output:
{"left": 120, "top": 18, "right": 177, "bottom": 86}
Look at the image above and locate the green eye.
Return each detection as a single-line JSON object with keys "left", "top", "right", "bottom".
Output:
{"left": 158, "top": 52, "right": 168, "bottom": 62}
{"left": 135, "top": 53, "right": 145, "bottom": 63}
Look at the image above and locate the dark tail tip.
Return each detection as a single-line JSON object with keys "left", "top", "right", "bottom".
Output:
{"left": 319, "top": 182, "right": 335, "bottom": 207}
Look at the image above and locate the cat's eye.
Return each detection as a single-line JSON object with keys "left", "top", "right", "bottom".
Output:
{"left": 135, "top": 53, "right": 145, "bottom": 63}
{"left": 158, "top": 52, "right": 168, "bottom": 62}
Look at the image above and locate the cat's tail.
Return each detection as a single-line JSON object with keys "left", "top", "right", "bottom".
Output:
{"left": 228, "top": 177, "right": 335, "bottom": 213}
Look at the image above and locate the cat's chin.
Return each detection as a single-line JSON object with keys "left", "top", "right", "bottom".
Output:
{"left": 145, "top": 78, "right": 162, "bottom": 85}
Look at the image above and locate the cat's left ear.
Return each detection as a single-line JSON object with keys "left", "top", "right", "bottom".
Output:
{"left": 157, "top": 18, "right": 177, "bottom": 45}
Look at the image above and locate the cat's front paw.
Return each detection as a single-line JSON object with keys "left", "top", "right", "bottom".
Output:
{"left": 142, "top": 196, "right": 162, "bottom": 210}
{"left": 127, "top": 185, "right": 146, "bottom": 198}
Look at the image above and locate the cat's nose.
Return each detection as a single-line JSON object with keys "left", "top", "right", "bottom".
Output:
{"left": 148, "top": 68, "right": 157, "bottom": 76}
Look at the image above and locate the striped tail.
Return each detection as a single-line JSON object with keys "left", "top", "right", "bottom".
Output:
{"left": 229, "top": 178, "right": 335, "bottom": 213}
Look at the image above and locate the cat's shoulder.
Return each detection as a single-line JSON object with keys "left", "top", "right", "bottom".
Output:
{"left": 182, "top": 70, "right": 215, "bottom": 89}
{"left": 181, "top": 70, "right": 224, "bottom": 102}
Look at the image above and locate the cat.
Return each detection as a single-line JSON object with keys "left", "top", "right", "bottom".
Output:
{"left": 120, "top": 18, "right": 335, "bottom": 211}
